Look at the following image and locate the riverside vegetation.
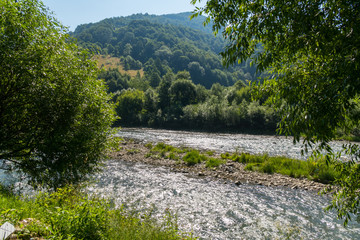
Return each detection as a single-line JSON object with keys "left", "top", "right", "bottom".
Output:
{"left": 0, "top": 1, "right": 195, "bottom": 239}
{"left": 0, "top": 185, "right": 196, "bottom": 240}
{"left": 75, "top": 11, "right": 360, "bottom": 137}
{"left": 0, "top": 140, "right": 345, "bottom": 239}
{"left": 2, "top": 0, "right": 359, "bottom": 237}
{"left": 147, "top": 142, "right": 340, "bottom": 184}
{"left": 192, "top": 0, "right": 360, "bottom": 225}
{"left": 113, "top": 140, "right": 339, "bottom": 191}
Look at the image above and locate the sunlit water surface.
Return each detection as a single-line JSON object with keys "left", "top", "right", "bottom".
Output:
{"left": 88, "top": 128, "right": 359, "bottom": 239}
{"left": 90, "top": 160, "right": 359, "bottom": 239}
{"left": 117, "top": 128, "right": 350, "bottom": 160}
{"left": 2, "top": 128, "right": 359, "bottom": 239}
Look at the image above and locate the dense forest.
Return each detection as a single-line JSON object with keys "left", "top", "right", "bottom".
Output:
{"left": 70, "top": 12, "right": 277, "bottom": 132}
{"left": 71, "top": 12, "right": 359, "bottom": 135}
{"left": 71, "top": 12, "right": 267, "bottom": 87}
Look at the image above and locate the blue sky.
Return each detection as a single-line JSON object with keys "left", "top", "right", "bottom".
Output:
{"left": 42, "top": 0, "right": 205, "bottom": 31}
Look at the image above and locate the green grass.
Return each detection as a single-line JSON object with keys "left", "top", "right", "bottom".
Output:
{"left": 206, "top": 150, "right": 215, "bottom": 156}
{"left": 221, "top": 152, "right": 341, "bottom": 184}
{"left": 146, "top": 142, "right": 189, "bottom": 161}
{"left": 183, "top": 150, "right": 207, "bottom": 166}
{"left": 0, "top": 185, "right": 196, "bottom": 240}
{"left": 144, "top": 142, "right": 340, "bottom": 184}
{"left": 205, "top": 158, "right": 225, "bottom": 168}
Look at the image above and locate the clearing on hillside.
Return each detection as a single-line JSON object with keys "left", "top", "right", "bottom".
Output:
{"left": 93, "top": 55, "right": 144, "bottom": 77}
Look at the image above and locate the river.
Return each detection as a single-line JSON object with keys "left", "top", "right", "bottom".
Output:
{"left": 116, "top": 128, "right": 349, "bottom": 160}
{"left": 2, "top": 128, "right": 359, "bottom": 239}
{"left": 91, "top": 128, "right": 360, "bottom": 239}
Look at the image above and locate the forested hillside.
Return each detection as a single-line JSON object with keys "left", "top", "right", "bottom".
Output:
{"left": 68, "top": 12, "right": 359, "bottom": 136}
{"left": 68, "top": 12, "right": 278, "bottom": 132}
{"left": 72, "top": 12, "right": 265, "bottom": 88}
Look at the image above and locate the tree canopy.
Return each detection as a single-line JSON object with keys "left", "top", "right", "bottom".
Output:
{"left": 192, "top": 0, "right": 360, "bottom": 225}
{"left": 71, "top": 12, "right": 267, "bottom": 88}
{"left": 0, "top": 0, "right": 116, "bottom": 189}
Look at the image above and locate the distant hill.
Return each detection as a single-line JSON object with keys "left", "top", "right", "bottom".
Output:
{"left": 71, "top": 12, "right": 263, "bottom": 88}
{"left": 74, "top": 12, "right": 214, "bottom": 35}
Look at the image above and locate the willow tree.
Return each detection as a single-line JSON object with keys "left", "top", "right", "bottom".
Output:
{"left": 192, "top": 0, "right": 360, "bottom": 225}
{"left": 0, "top": 0, "right": 116, "bottom": 189}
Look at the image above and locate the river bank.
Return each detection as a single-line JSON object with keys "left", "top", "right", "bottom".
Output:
{"left": 109, "top": 139, "right": 327, "bottom": 192}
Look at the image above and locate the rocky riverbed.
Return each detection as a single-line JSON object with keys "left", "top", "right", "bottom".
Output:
{"left": 109, "top": 140, "right": 327, "bottom": 192}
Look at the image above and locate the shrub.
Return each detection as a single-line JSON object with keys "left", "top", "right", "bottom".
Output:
{"left": 244, "top": 163, "right": 261, "bottom": 171}
{"left": 183, "top": 150, "right": 207, "bottom": 166}
{"left": 206, "top": 158, "right": 224, "bottom": 168}
{"left": 35, "top": 187, "right": 110, "bottom": 239}
{"left": 260, "top": 162, "right": 275, "bottom": 174}
{"left": 152, "top": 142, "right": 176, "bottom": 153}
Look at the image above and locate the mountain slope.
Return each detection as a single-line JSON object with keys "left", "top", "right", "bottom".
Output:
{"left": 72, "top": 12, "right": 261, "bottom": 88}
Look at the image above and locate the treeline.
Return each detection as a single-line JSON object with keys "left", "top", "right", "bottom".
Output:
{"left": 100, "top": 68, "right": 279, "bottom": 133}
{"left": 72, "top": 13, "right": 267, "bottom": 88}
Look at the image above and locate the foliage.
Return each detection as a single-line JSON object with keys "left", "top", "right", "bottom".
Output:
{"left": 144, "top": 141, "right": 341, "bottom": 185}
{"left": 192, "top": 0, "right": 360, "bottom": 224}
{"left": 205, "top": 158, "right": 225, "bottom": 168}
{"left": 72, "top": 12, "right": 264, "bottom": 88}
{"left": 98, "top": 68, "right": 129, "bottom": 93}
{"left": 80, "top": 12, "right": 282, "bottom": 132}
{"left": 222, "top": 152, "right": 340, "bottom": 184}
{"left": 147, "top": 142, "right": 186, "bottom": 160}
{"left": 183, "top": 150, "right": 207, "bottom": 166}
{"left": 109, "top": 69, "right": 279, "bottom": 132}
{"left": 115, "top": 89, "right": 145, "bottom": 125}
{"left": 0, "top": 186, "right": 196, "bottom": 240}
{"left": 0, "top": 0, "right": 116, "bottom": 189}
{"left": 169, "top": 79, "right": 198, "bottom": 107}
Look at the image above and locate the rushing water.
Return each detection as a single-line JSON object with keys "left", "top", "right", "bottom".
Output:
{"left": 91, "top": 160, "right": 360, "bottom": 239}
{"left": 87, "top": 128, "right": 360, "bottom": 239}
{"left": 2, "top": 128, "right": 359, "bottom": 239}
{"left": 117, "top": 128, "right": 349, "bottom": 160}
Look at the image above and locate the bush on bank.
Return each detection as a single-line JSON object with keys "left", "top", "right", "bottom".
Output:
{"left": 0, "top": 185, "right": 196, "bottom": 240}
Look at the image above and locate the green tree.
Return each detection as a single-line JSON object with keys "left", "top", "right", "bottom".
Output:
{"left": 169, "top": 79, "right": 197, "bottom": 107}
{"left": 187, "top": 61, "right": 205, "bottom": 84}
{"left": 98, "top": 68, "right": 129, "bottom": 93}
{"left": 115, "top": 89, "right": 145, "bottom": 125}
{"left": 123, "top": 43, "right": 132, "bottom": 56}
{"left": 192, "top": 0, "right": 360, "bottom": 224}
{"left": 158, "top": 71, "right": 174, "bottom": 111}
{"left": 149, "top": 70, "right": 161, "bottom": 88}
{"left": 175, "top": 70, "right": 191, "bottom": 81}
{"left": 0, "top": 0, "right": 116, "bottom": 189}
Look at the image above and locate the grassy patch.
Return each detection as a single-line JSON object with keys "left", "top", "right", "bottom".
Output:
{"left": 221, "top": 152, "right": 341, "bottom": 184}
{"left": 93, "top": 55, "right": 145, "bottom": 77}
{"left": 183, "top": 150, "right": 207, "bottom": 166}
{"left": 142, "top": 142, "right": 339, "bottom": 184}
{"left": 206, "top": 150, "right": 215, "bottom": 156}
{"left": 0, "top": 185, "right": 196, "bottom": 240}
{"left": 147, "top": 142, "right": 188, "bottom": 160}
{"left": 205, "top": 158, "right": 225, "bottom": 168}
{"left": 127, "top": 148, "right": 140, "bottom": 154}
{"left": 145, "top": 142, "right": 153, "bottom": 149}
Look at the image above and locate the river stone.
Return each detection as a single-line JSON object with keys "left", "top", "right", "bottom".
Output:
{"left": 0, "top": 222, "right": 15, "bottom": 240}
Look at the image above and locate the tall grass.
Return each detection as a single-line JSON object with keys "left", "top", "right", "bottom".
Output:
{"left": 0, "top": 185, "right": 196, "bottom": 240}
{"left": 221, "top": 152, "right": 340, "bottom": 184}
{"left": 183, "top": 150, "right": 207, "bottom": 166}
